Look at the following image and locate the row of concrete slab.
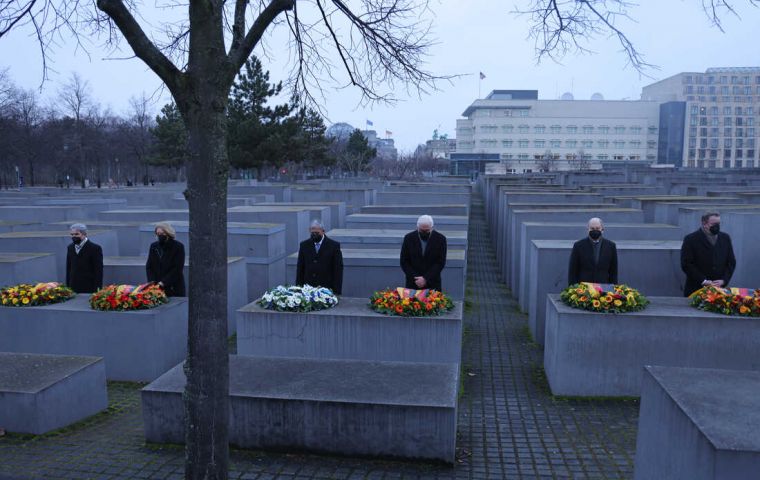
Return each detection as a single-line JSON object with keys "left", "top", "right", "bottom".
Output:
{"left": 480, "top": 166, "right": 760, "bottom": 479}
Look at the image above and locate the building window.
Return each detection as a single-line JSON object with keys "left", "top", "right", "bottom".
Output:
{"left": 724, "top": 149, "right": 731, "bottom": 158}
{"left": 550, "top": 140, "right": 561, "bottom": 148}
{"left": 710, "top": 138, "right": 719, "bottom": 149}
{"left": 725, "top": 127, "right": 732, "bottom": 137}
{"left": 736, "top": 106, "right": 744, "bottom": 115}
{"left": 710, "top": 106, "right": 719, "bottom": 115}
{"left": 748, "top": 128, "right": 755, "bottom": 137}
{"left": 725, "top": 138, "right": 733, "bottom": 148}
{"left": 690, "top": 116, "right": 698, "bottom": 126}
{"left": 583, "top": 125, "right": 594, "bottom": 134}
{"left": 597, "top": 155, "right": 608, "bottom": 160}
{"left": 689, "top": 127, "right": 697, "bottom": 137}
{"left": 700, "top": 127, "right": 708, "bottom": 137}
{"left": 748, "top": 118, "right": 755, "bottom": 126}
{"left": 550, "top": 125, "right": 561, "bottom": 134}
{"left": 690, "top": 105, "right": 699, "bottom": 115}
{"left": 614, "top": 126, "right": 626, "bottom": 134}
{"left": 630, "top": 140, "right": 641, "bottom": 148}
{"left": 613, "top": 140, "right": 625, "bottom": 149}
{"left": 699, "top": 117, "right": 707, "bottom": 126}
{"left": 518, "top": 125, "right": 529, "bottom": 133}
{"left": 503, "top": 110, "right": 513, "bottom": 117}
{"left": 737, "top": 128, "right": 744, "bottom": 138}
{"left": 724, "top": 106, "right": 732, "bottom": 115}
{"left": 567, "top": 125, "right": 578, "bottom": 134}
{"left": 749, "top": 139, "right": 756, "bottom": 148}
{"left": 534, "top": 140, "right": 545, "bottom": 148}
{"left": 737, "top": 117, "right": 744, "bottom": 126}
{"left": 710, "top": 118, "right": 719, "bottom": 127}
{"left": 648, "top": 140, "right": 657, "bottom": 149}
{"left": 518, "top": 140, "right": 529, "bottom": 148}
{"left": 502, "top": 140, "right": 513, "bottom": 148}
{"left": 685, "top": 75, "right": 693, "bottom": 84}
{"left": 502, "top": 125, "right": 514, "bottom": 133}
{"left": 534, "top": 125, "right": 546, "bottom": 134}
{"left": 737, "top": 139, "right": 744, "bottom": 148}
{"left": 725, "top": 117, "right": 733, "bottom": 126}
{"left": 582, "top": 140, "right": 593, "bottom": 148}
{"left": 748, "top": 149, "right": 755, "bottom": 159}
{"left": 598, "top": 140, "right": 609, "bottom": 148}
{"left": 518, "top": 154, "right": 529, "bottom": 159}
{"left": 519, "top": 110, "right": 529, "bottom": 117}
{"left": 689, "top": 138, "right": 697, "bottom": 148}
{"left": 736, "top": 149, "right": 744, "bottom": 158}
{"left": 710, "top": 149, "right": 718, "bottom": 159}
{"left": 700, "top": 138, "right": 708, "bottom": 148}
{"left": 565, "top": 140, "right": 577, "bottom": 148}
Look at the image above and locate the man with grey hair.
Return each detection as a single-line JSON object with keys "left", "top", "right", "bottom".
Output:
{"left": 567, "top": 217, "right": 618, "bottom": 286}
{"left": 66, "top": 223, "right": 103, "bottom": 293}
{"left": 296, "top": 219, "right": 343, "bottom": 294}
{"left": 400, "top": 214, "right": 448, "bottom": 291}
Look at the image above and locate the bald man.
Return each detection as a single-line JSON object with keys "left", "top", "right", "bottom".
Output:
{"left": 567, "top": 217, "right": 618, "bottom": 286}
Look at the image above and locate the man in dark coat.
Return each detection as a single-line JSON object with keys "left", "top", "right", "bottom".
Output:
{"left": 66, "top": 223, "right": 103, "bottom": 293}
{"left": 568, "top": 217, "right": 618, "bottom": 286}
{"left": 681, "top": 211, "right": 736, "bottom": 297}
{"left": 296, "top": 220, "right": 343, "bottom": 294}
{"left": 400, "top": 215, "right": 448, "bottom": 291}
{"left": 146, "top": 222, "right": 186, "bottom": 297}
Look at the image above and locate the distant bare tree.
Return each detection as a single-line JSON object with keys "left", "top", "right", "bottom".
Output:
{"left": 126, "top": 93, "right": 155, "bottom": 184}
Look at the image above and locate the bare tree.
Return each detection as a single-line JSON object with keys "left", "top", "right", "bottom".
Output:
{"left": 126, "top": 93, "right": 155, "bottom": 184}
{"left": 58, "top": 73, "right": 94, "bottom": 187}
{"left": 15, "top": 89, "right": 42, "bottom": 185}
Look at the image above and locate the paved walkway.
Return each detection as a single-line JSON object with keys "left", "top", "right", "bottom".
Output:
{"left": 0, "top": 197, "right": 639, "bottom": 479}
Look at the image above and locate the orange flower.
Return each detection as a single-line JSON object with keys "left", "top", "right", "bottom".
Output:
{"left": 740, "top": 305, "right": 750, "bottom": 314}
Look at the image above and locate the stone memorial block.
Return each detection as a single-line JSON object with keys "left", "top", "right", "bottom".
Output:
{"left": 345, "top": 214, "right": 468, "bottom": 231}
{"left": 290, "top": 187, "right": 375, "bottom": 214}
{"left": 612, "top": 196, "right": 739, "bottom": 222}
{"left": 360, "top": 204, "right": 469, "bottom": 217}
{"left": 228, "top": 184, "right": 292, "bottom": 202}
{"left": 0, "top": 205, "right": 87, "bottom": 223}
{"left": 0, "top": 295, "right": 188, "bottom": 381}
{"left": 0, "top": 352, "right": 108, "bottom": 434}
{"left": 721, "top": 211, "right": 760, "bottom": 288}
{"left": 47, "top": 220, "right": 145, "bottom": 256}
{"left": 142, "top": 355, "right": 458, "bottom": 462}
{"left": 544, "top": 295, "right": 760, "bottom": 396}
{"left": 0, "top": 253, "right": 57, "bottom": 287}
{"left": 652, "top": 202, "right": 747, "bottom": 225}
{"left": 227, "top": 206, "right": 310, "bottom": 255}
{"left": 384, "top": 183, "right": 472, "bottom": 194}
{"left": 376, "top": 191, "right": 469, "bottom": 206}
{"left": 528, "top": 240, "right": 684, "bottom": 344}
{"left": 236, "top": 297, "right": 463, "bottom": 363}
{"left": 325, "top": 229, "right": 467, "bottom": 251}
{"left": 504, "top": 208, "right": 645, "bottom": 288}
{"left": 0, "top": 230, "right": 119, "bottom": 281}
{"left": 677, "top": 205, "right": 760, "bottom": 236}
{"left": 634, "top": 366, "right": 760, "bottom": 480}
{"left": 103, "top": 256, "right": 247, "bottom": 333}
{"left": 97, "top": 209, "right": 189, "bottom": 223}
{"left": 285, "top": 249, "right": 466, "bottom": 300}
{"left": 0, "top": 220, "right": 42, "bottom": 233}
{"left": 256, "top": 202, "right": 347, "bottom": 228}
{"left": 34, "top": 198, "right": 128, "bottom": 216}
{"left": 515, "top": 223, "right": 683, "bottom": 311}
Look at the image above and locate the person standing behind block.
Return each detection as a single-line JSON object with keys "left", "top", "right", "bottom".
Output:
{"left": 567, "top": 217, "right": 618, "bottom": 286}
{"left": 680, "top": 211, "right": 736, "bottom": 297}
{"left": 146, "top": 222, "right": 186, "bottom": 297}
{"left": 296, "top": 219, "right": 343, "bottom": 294}
{"left": 400, "top": 215, "right": 447, "bottom": 291}
{"left": 66, "top": 223, "right": 103, "bottom": 293}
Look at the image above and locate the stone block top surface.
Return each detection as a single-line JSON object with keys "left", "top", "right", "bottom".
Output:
{"left": 0, "top": 253, "right": 53, "bottom": 262}
{"left": 0, "top": 352, "right": 102, "bottom": 393}
{"left": 328, "top": 229, "right": 467, "bottom": 240}
{"left": 256, "top": 202, "right": 346, "bottom": 206}
{"left": 546, "top": 295, "right": 755, "bottom": 320}
{"left": 104, "top": 256, "right": 243, "bottom": 266}
{"left": 513, "top": 208, "right": 641, "bottom": 214}
{"left": 532, "top": 239, "right": 682, "bottom": 250}
{"left": 646, "top": 365, "right": 760, "bottom": 452}
{"left": 227, "top": 206, "right": 310, "bottom": 213}
{"left": 50, "top": 220, "right": 147, "bottom": 227}
{"left": 100, "top": 209, "right": 188, "bottom": 214}
{"left": 145, "top": 355, "right": 458, "bottom": 408}
{"left": 137, "top": 221, "right": 284, "bottom": 234}
{"left": 0, "top": 230, "right": 110, "bottom": 239}
{"left": 521, "top": 222, "right": 677, "bottom": 228}
{"left": 346, "top": 214, "right": 468, "bottom": 223}
{"left": 287, "top": 248, "right": 466, "bottom": 262}
{"left": 0, "top": 293, "right": 187, "bottom": 314}
{"left": 0, "top": 221, "right": 41, "bottom": 226}
{"left": 239, "top": 296, "right": 463, "bottom": 320}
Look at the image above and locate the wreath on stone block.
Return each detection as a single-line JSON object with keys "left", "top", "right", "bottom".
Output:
{"left": 369, "top": 287, "right": 454, "bottom": 317}
{"left": 689, "top": 286, "right": 760, "bottom": 317}
{"left": 89, "top": 283, "right": 168, "bottom": 311}
{"left": 0, "top": 282, "right": 75, "bottom": 307}
{"left": 256, "top": 284, "right": 339, "bottom": 312}
{"left": 560, "top": 283, "right": 649, "bottom": 313}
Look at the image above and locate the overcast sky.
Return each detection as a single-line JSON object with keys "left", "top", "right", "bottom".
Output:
{"left": 2, "top": 1, "right": 759, "bottom": 152}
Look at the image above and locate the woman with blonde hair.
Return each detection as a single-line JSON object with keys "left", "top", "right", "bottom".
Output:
{"left": 146, "top": 222, "right": 186, "bottom": 297}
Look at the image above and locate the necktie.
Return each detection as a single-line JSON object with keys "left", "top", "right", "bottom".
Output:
{"left": 315, "top": 243, "right": 320, "bottom": 254}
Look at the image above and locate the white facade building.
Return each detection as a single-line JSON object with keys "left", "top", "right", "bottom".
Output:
{"left": 455, "top": 90, "right": 660, "bottom": 173}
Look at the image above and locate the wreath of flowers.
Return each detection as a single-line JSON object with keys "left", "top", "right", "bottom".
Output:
{"left": 560, "top": 283, "right": 649, "bottom": 313}
{"left": 256, "top": 284, "right": 339, "bottom": 312}
{"left": 90, "top": 283, "right": 168, "bottom": 311}
{"left": 0, "top": 282, "right": 75, "bottom": 307}
{"left": 689, "top": 286, "right": 760, "bottom": 316}
{"left": 369, "top": 288, "right": 454, "bottom": 317}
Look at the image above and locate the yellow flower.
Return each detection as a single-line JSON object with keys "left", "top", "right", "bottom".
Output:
{"left": 1, "top": 299, "right": 6, "bottom": 305}
{"left": 12, "top": 298, "right": 18, "bottom": 304}
{"left": 21, "top": 298, "right": 30, "bottom": 304}
{"left": 614, "top": 299, "right": 623, "bottom": 307}
{"left": 592, "top": 300, "right": 601, "bottom": 308}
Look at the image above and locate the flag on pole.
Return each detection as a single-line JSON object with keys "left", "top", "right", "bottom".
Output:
{"left": 366, "top": 119, "right": 374, "bottom": 126}
{"left": 479, "top": 71, "right": 486, "bottom": 80}
{"left": 385, "top": 130, "right": 393, "bottom": 137}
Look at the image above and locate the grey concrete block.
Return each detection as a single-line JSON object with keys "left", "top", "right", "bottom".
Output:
{"left": 0, "top": 253, "right": 57, "bottom": 287}
{"left": 345, "top": 214, "right": 468, "bottom": 231}
{"left": 0, "top": 205, "right": 87, "bottom": 222}
{"left": 34, "top": 198, "right": 128, "bottom": 216}
{"left": 228, "top": 184, "right": 292, "bottom": 202}
{"left": 0, "top": 295, "right": 188, "bottom": 381}
{"left": 45, "top": 220, "right": 146, "bottom": 256}
{"left": 142, "top": 355, "right": 458, "bottom": 462}
{"left": 227, "top": 206, "right": 311, "bottom": 255}
{"left": 0, "top": 221, "right": 42, "bottom": 233}
{"left": 103, "top": 256, "right": 246, "bottom": 333}
{"left": 722, "top": 211, "right": 760, "bottom": 288}
{"left": 544, "top": 295, "right": 760, "bottom": 396}
{"left": 516, "top": 223, "right": 683, "bottom": 312}
{"left": 0, "top": 352, "right": 108, "bottom": 434}
{"left": 237, "top": 297, "right": 463, "bottom": 363}
{"left": 376, "top": 192, "right": 470, "bottom": 206}
{"left": 286, "top": 248, "right": 466, "bottom": 300}
{"left": 528, "top": 240, "right": 685, "bottom": 345}
{"left": 634, "top": 366, "right": 760, "bottom": 480}
{"left": 360, "top": 205, "right": 469, "bottom": 216}
{"left": 325, "top": 229, "right": 467, "bottom": 251}
{"left": 0, "top": 230, "right": 119, "bottom": 281}
{"left": 97, "top": 209, "right": 190, "bottom": 223}
{"left": 256, "top": 202, "right": 347, "bottom": 228}
{"left": 290, "top": 188, "right": 376, "bottom": 214}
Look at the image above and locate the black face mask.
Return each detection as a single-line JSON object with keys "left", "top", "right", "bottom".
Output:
{"left": 419, "top": 231, "right": 431, "bottom": 241}
{"left": 709, "top": 224, "right": 720, "bottom": 235}
{"left": 589, "top": 230, "right": 602, "bottom": 240}
{"left": 71, "top": 237, "right": 82, "bottom": 245}
{"left": 157, "top": 235, "right": 168, "bottom": 244}
{"left": 310, "top": 233, "right": 323, "bottom": 243}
